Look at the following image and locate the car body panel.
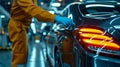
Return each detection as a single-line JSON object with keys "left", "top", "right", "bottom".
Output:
{"left": 59, "top": 1, "right": 120, "bottom": 67}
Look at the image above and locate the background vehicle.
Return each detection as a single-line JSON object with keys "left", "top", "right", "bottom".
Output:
{"left": 0, "top": 5, "right": 11, "bottom": 50}
{"left": 55, "top": 1, "right": 120, "bottom": 67}
{"left": 0, "top": 15, "right": 11, "bottom": 50}
{"left": 29, "top": 19, "right": 58, "bottom": 67}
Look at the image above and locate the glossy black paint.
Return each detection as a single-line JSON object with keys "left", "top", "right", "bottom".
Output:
{"left": 59, "top": 1, "right": 120, "bottom": 67}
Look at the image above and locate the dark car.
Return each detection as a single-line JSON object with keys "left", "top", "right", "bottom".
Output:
{"left": 55, "top": 1, "right": 120, "bottom": 67}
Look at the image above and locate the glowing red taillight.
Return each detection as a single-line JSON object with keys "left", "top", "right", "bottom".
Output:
{"left": 79, "top": 27, "right": 120, "bottom": 51}
{"left": 80, "top": 28, "right": 104, "bottom": 34}
{"left": 80, "top": 33, "right": 112, "bottom": 40}
{"left": 82, "top": 39, "right": 120, "bottom": 50}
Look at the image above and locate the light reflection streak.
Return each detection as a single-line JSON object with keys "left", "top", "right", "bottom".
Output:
{"left": 30, "top": 47, "right": 36, "bottom": 67}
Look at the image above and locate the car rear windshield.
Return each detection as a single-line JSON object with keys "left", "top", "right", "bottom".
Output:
{"left": 79, "top": 4, "right": 120, "bottom": 16}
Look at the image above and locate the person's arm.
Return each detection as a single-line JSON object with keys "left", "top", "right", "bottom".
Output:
{"left": 17, "top": 0, "right": 55, "bottom": 23}
{"left": 17, "top": 0, "right": 75, "bottom": 26}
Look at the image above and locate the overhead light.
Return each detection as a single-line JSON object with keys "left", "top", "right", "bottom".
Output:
{"left": 79, "top": 0, "right": 83, "bottom": 2}
{"left": 30, "top": 23, "right": 36, "bottom": 34}
{"left": 41, "top": 23, "right": 47, "bottom": 30}
{"left": 0, "top": 15, "right": 5, "bottom": 18}
{"left": 43, "top": 32, "right": 47, "bottom": 35}
{"left": 8, "top": 2, "right": 11, "bottom": 5}
{"left": 40, "top": 2, "right": 44, "bottom": 5}
{"left": 58, "top": 0, "right": 62, "bottom": 2}
{"left": 49, "top": 10, "right": 55, "bottom": 14}
{"left": 51, "top": 3, "right": 61, "bottom": 7}
{"left": 35, "top": 40, "right": 40, "bottom": 43}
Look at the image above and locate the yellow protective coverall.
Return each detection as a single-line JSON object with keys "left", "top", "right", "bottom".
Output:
{"left": 8, "top": 0, "right": 55, "bottom": 67}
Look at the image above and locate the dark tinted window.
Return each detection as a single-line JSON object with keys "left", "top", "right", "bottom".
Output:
{"left": 79, "top": 4, "right": 120, "bottom": 16}
{"left": 87, "top": 7, "right": 119, "bottom": 14}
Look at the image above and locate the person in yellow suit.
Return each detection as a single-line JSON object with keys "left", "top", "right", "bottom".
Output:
{"left": 8, "top": 0, "right": 74, "bottom": 67}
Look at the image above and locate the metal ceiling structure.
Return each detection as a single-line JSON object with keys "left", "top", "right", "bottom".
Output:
{"left": 0, "top": 0, "right": 120, "bottom": 13}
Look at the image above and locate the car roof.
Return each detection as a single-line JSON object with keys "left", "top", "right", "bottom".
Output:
{"left": 82, "top": 1, "right": 118, "bottom": 4}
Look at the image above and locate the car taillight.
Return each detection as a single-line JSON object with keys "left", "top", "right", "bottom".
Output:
{"left": 78, "top": 27, "right": 120, "bottom": 56}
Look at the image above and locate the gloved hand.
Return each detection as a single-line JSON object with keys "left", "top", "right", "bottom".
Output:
{"left": 55, "top": 16, "right": 75, "bottom": 26}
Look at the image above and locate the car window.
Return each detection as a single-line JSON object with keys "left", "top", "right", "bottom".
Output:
{"left": 79, "top": 4, "right": 120, "bottom": 17}
{"left": 86, "top": 7, "right": 119, "bottom": 14}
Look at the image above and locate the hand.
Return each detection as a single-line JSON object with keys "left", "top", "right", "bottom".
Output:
{"left": 55, "top": 16, "right": 75, "bottom": 26}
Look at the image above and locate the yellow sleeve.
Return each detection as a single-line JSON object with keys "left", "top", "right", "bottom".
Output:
{"left": 17, "top": 0, "right": 55, "bottom": 23}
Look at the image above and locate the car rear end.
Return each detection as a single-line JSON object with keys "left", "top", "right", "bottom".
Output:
{"left": 71, "top": 1, "right": 120, "bottom": 67}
